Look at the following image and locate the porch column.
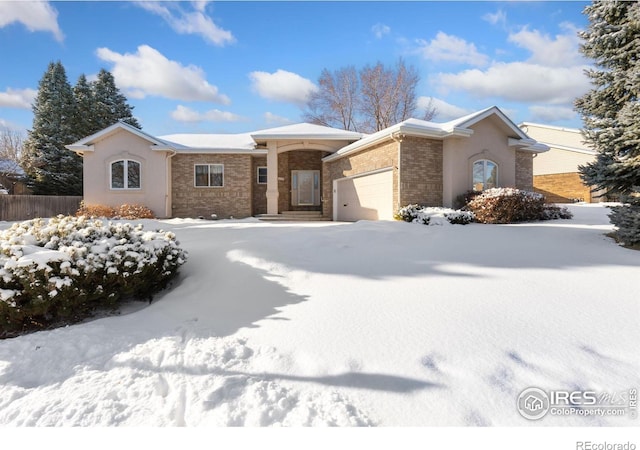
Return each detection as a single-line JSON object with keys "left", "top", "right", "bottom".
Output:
{"left": 266, "top": 142, "right": 279, "bottom": 215}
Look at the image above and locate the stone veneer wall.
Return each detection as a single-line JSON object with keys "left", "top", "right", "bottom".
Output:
{"left": 171, "top": 153, "right": 252, "bottom": 218}
{"left": 399, "top": 136, "right": 443, "bottom": 207}
{"left": 533, "top": 172, "right": 593, "bottom": 203}
{"left": 252, "top": 156, "right": 267, "bottom": 215}
{"left": 515, "top": 151, "right": 534, "bottom": 192}
{"left": 323, "top": 140, "right": 399, "bottom": 218}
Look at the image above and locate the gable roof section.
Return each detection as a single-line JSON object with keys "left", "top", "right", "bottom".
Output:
{"left": 324, "top": 106, "right": 547, "bottom": 162}
{"left": 159, "top": 133, "right": 257, "bottom": 152}
{"left": 66, "top": 121, "right": 175, "bottom": 153}
{"left": 250, "top": 122, "right": 363, "bottom": 142}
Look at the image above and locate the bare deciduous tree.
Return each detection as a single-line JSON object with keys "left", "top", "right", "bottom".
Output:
{"left": 0, "top": 127, "right": 24, "bottom": 176}
{"left": 304, "top": 58, "right": 436, "bottom": 133}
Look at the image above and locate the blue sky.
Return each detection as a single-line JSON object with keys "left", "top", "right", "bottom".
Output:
{"left": 0, "top": 1, "right": 591, "bottom": 136}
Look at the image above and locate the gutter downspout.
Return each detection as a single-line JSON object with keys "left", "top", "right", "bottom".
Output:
{"left": 391, "top": 132, "right": 405, "bottom": 214}
{"left": 165, "top": 150, "right": 177, "bottom": 218}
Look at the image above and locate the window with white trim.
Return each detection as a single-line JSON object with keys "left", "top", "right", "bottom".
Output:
{"left": 195, "top": 164, "right": 224, "bottom": 187}
{"left": 111, "top": 159, "right": 141, "bottom": 189}
{"left": 473, "top": 159, "right": 498, "bottom": 191}
{"left": 257, "top": 166, "right": 267, "bottom": 184}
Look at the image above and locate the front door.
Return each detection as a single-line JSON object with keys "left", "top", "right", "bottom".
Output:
{"left": 292, "top": 170, "right": 320, "bottom": 206}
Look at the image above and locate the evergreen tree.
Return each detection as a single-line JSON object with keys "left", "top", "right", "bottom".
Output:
{"left": 72, "top": 74, "right": 96, "bottom": 140}
{"left": 22, "top": 61, "right": 82, "bottom": 195}
{"left": 92, "top": 69, "right": 140, "bottom": 130}
{"left": 575, "top": 1, "right": 640, "bottom": 245}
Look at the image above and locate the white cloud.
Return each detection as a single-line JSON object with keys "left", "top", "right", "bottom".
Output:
{"left": 421, "top": 97, "right": 473, "bottom": 121}
{"left": 436, "top": 62, "right": 590, "bottom": 105}
{"left": 0, "top": 88, "right": 37, "bottom": 109}
{"left": 416, "top": 32, "right": 489, "bottom": 66}
{"left": 372, "top": 23, "right": 391, "bottom": 39}
{"left": 0, "top": 1, "right": 63, "bottom": 42}
{"left": 433, "top": 23, "right": 590, "bottom": 107}
{"left": 264, "top": 112, "right": 292, "bottom": 125}
{"left": 483, "top": 9, "right": 507, "bottom": 27}
{"left": 135, "top": 1, "right": 234, "bottom": 46}
{"left": 171, "top": 105, "right": 245, "bottom": 123}
{"left": 528, "top": 105, "right": 577, "bottom": 123}
{"left": 249, "top": 70, "right": 318, "bottom": 105}
{"left": 508, "top": 23, "right": 584, "bottom": 67}
{"left": 96, "top": 45, "right": 230, "bottom": 104}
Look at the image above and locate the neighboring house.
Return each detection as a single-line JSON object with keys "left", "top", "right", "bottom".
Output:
{"left": 519, "top": 122, "right": 601, "bottom": 203}
{"left": 0, "top": 159, "right": 28, "bottom": 195}
{"left": 66, "top": 106, "right": 548, "bottom": 221}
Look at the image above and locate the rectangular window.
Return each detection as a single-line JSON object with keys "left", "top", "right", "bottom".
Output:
{"left": 195, "top": 164, "right": 224, "bottom": 187}
{"left": 257, "top": 166, "right": 267, "bottom": 184}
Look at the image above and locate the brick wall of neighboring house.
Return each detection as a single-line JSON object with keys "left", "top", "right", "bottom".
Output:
{"left": 515, "top": 151, "right": 534, "bottom": 191}
{"left": 252, "top": 156, "right": 267, "bottom": 215}
{"left": 323, "top": 139, "right": 399, "bottom": 218}
{"left": 399, "top": 137, "right": 443, "bottom": 207}
{"left": 171, "top": 153, "right": 252, "bottom": 218}
{"left": 277, "top": 150, "right": 327, "bottom": 212}
{"left": 533, "top": 172, "right": 592, "bottom": 203}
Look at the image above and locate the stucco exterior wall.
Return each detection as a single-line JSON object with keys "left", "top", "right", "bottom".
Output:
{"left": 442, "top": 118, "right": 517, "bottom": 207}
{"left": 399, "top": 136, "right": 443, "bottom": 206}
{"left": 81, "top": 129, "right": 170, "bottom": 217}
{"left": 323, "top": 140, "right": 399, "bottom": 218}
{"left": 171, "top": 153, "right": 252, "bottom": 218}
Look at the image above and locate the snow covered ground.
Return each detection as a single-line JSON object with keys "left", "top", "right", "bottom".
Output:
{"left": 0, "top": 204, "right": 638, "bottom": 427}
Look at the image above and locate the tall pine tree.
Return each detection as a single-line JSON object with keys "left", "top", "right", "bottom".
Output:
{"left": 92, "top": 69, "right": 140, "bottom": 130}
{"left": 22, "top": 61, "right": 82, "bottom": 195}
{"left": 576, "top": 1, "right": 640, "bottom": 245}
{"left": 72, "top": 74, "right": 96, "bottom": 140}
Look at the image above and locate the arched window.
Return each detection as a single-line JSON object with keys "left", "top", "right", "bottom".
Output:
{"left": 111, "top": 160, "right": 141, "bottom": 189}
{"left": 473, "top": 159, "right": 497, "bottom": 191}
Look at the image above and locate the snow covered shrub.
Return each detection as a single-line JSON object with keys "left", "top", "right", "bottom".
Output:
{"left": 0, "top": 216, "right": 187, "bottom": 337}
{"left": 394, "top": 204, "right": 429, "bottom": 224}
{"left": 454, "top": 190, "right": 482, "bottom": 210}
{"left": 541, "top": 204, "right": 574, "bottom": 221}
{"left": 609, "top": 196, "right": 640, "bottom": 246}
{"left": 394, "top": 205, "right": 474, "bottom": 225}
{"left": 76, "top": 201, "right": 116, "bottom": 218}
{"left": 76, "top": 202, "right": 155, "bottom": 219}
{"left": 116, "top": 204, "right": 155, "bottom": 220}
{"left": 467, "top": 188, "right": 546, "bottom": 224}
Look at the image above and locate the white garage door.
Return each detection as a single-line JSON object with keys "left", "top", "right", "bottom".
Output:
{"left": 335, "top": 169, "right": 393, "bottom": 221}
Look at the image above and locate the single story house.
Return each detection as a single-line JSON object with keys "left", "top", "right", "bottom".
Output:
{"left": 519, "top": 122, "right": 603, "bottom": 203}
{"left": 66, "top": 106, "right": 548, "bottom": 221}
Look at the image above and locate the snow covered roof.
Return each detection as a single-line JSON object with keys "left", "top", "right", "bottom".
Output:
{"left": 66, "top": 121, "right": 175, "bottom": 153}
{"left": 250, "top": 123, "right": 363, "bottom": 141}
{"left": 324, "top": 106, "right": 547, "bottom": 162}
{"left": 159, "top": 133, "right": 257, "bottom": 152}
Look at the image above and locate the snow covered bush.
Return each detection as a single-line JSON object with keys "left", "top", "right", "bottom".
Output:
{"left": 467, "top": 188, "right": 575, "bottom": 224}
{"left": 0, "top": 216, "right": 187, "bottom": 337}
{"left": 76, "top": 201, "right": 155, "bottom": 219}
{"left": 394, "top": 204, "right": 429, "bottom": 224}
{"left": 394, "top": 205, "right": 474, "bottom": 225}
{"left": 467, "top": 188, "right": 546, "bottom": 224}
{"left": 609, "top": 196, "right": 640, "bottom": 246}
{"left": 541, "top": 204, "right": 574, "bottom": 221}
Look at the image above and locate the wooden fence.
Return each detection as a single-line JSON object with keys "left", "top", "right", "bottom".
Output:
{"left": 0, "top": 195, "right": 83, "bottom": 221}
